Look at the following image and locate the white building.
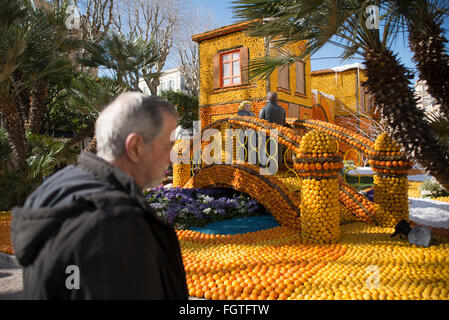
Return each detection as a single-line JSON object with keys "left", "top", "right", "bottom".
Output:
{"left": 139, "top": 67, "right": 188, "bottom": 96}
{"left": 414, "top": 80, "right": 440, "bottom": 115}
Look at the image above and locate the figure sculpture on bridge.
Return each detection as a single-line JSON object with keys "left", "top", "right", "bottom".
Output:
{"left": 259, "top": 92, "right": 286, "bottom": 172}
{"left": 237, "top": 100, "right": 255, "bottom": 117}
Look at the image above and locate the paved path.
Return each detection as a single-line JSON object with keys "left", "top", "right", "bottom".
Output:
{"left": 0, "top": 252, "right": 200, "bottom": 300}
{"left": 0, "top": 253, "right": 22, "bottom": 300}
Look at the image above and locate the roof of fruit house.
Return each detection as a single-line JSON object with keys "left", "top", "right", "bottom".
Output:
{"left": 312, "top": 63, "right": 366, "bottom": 75}
{"left": 192, "top": 19, "right": 260, "bottom": 42}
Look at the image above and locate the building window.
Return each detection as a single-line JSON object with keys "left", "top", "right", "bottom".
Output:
{"left": 180, "top": 77, "right": 186, "bottom": 91}
{"left": 360, "top": 85, "right": 366, "bottom": 112}
{"left": 213, "top": 47, "right": 248, "bottom": 90}
{"left": 168, "top": 79, "right": 175, "bottom": 91}
{"left": 278, "top": 65, "right": 289, "bottom": 91}
{"left": 221, "top": 50, "right": 241, "bottom": 87}
{"left": 295, "top": 61, "right": 306, "bottom": 95}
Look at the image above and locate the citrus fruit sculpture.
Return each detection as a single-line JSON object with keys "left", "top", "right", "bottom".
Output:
{"left": 298, "top": 130, "right": 342, "bottom": 243}
{"left": 172, "top": 140, "right": 191, "bottom": 187}
{"left": 163, "top": 118, "right": 449, "bottom": 300}
{"left": 371, "top": 132, "right": 412, "bottom": 227}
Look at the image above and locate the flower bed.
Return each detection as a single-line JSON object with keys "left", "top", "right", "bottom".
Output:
{"left": 145, "top": 187, "right": 265, "bottom": 229}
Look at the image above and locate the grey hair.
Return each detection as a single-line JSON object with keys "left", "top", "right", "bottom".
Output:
{"left": 95, "top": 92, "right": 177, "bottom": 161}
{"left": 267, "top": 91, "right": 278, "bottom": 102}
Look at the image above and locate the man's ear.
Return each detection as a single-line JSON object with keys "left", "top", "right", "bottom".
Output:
{"left": 125, "top": 133, "right": 146, "bottom": 163}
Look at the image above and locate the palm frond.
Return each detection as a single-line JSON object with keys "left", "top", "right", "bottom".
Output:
{"left": 69, "top": 76, "right": 127, "bottom": 117}
{"left": 82, "top": 31, "right": 161, "bottom": 89}
{"left": 427, "top": 111, "right": 449, "bottom": 145}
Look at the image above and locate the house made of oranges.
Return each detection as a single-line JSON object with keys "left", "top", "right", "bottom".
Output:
{"left": 192, "top": 20, "right": 313, "bottom": 129}
{"left": 192, "top": 21, "right": 378, "bottom": 129}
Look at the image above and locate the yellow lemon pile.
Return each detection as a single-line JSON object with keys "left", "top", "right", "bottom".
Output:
{"left": 298, "top": 130, "right": 342, "bottom": 244}
{"left": 290, "top": 223, "right": 449, "bottom": 300}
{"left": 172, "top": 140, "right": 192, "bottom": 187}
{"left": 173, "top": 163, "right": 191, "bottom": 187}
{"left": 371, "top": 132, "right": 410, "bottom": 227}
{"left": 374, "top": 132, "right": 401, "bottom": 154}
{"left": 177, "top": 222, "right": 449, "bottom": 300}
{"left": 299, "top": 130, "right": 338, "bottom": 154}
{"left": 300, "top": 178, "right": 341, "bottom": 243}
{"left": 373, "top": 174, "right": 409, "bottom": 227}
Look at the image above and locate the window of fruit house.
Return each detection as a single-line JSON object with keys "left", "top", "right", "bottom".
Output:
{"left": 213, "top": 47, "right": 249, "bottom": 89}
{"left": 221, "top": 50, "right": 241, "bottom": 87}
{"left": 295, "top": 61, "right": 306, "bottom": 96}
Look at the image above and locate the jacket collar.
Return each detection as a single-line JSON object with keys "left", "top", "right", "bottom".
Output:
{"left": 76, "top": 151, "right": 148, "bottom": 209}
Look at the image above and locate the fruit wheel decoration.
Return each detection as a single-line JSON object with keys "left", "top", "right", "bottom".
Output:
{"left": 297, "top": 130, "right": 342, "bottom": 244}
{"left": 369, "top": 132, "right": 412, "bottom": 227}
{"left": 279, "top": 147, "right": 301, "bottom": 193}
{"left": 342, "top": 148, "right": 363, "bottom": 187}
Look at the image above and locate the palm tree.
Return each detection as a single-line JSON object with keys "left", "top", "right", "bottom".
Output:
{"left": 0, "top": 0, "right": 79, "bottom": 169}
{"left": 64, "top": 75, "right": 127, "bottom": 149}
{"left": 82, "top": 31, "right": 161, "bottom": 91}
{"left": 387, "top": 0, "right": 449, "bottom": 117}
{"left": 0, "top": 131, "right": 79, "bottom": 209}
{"left": 232, "top": 0, "right": 449, "bottom": 191}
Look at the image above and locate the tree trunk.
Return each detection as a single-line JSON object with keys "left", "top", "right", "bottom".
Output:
{"left": 364, "top": 48, "right": 449, "bottom": 191}
{"left": 0, "top": 98, "right": 27, "bottom": 170}
{"left": 64, "top": 123, "right": 95, "bottom": 149}
{"left": 409, "top": 18, "right": 449, "bottom": 117}
{"left": 11, "top": 70, "right": 30, "bottom": 123}
{"left": 28, "top": 80, "right": 49, "bottom": 134}
{"left": 142, "top": 67, "right": 160, "bottom": 96}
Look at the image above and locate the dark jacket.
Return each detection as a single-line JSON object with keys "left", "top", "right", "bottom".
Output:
{"left": 259, "top": 101, "right": 286, "bottom": 126}
{"left": 237, "top": 109, "right": 255, "bottom": 117}
{"left": 11, "top": 151, "right": 188, "bottom": 300}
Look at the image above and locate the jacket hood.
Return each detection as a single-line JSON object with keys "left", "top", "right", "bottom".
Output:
{"left": 11, "top": 198, "right": 92, "bottom": 267}
{"left": 11, "top": 152, "right": 167, "bottom": 267}
{"left": 11, "top": 190, "right": 152, "bottom": 267}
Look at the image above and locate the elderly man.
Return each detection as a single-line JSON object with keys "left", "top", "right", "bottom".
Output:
{"left": 259, "top": 92, "right": 285, "bottom": 126}
{"left": 258, "top": 92, "right": 286, "bottom": 171}
{"left": 11, "top": 93, "right": 188, "bottom": 299}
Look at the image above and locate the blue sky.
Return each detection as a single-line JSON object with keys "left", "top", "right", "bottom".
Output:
{"left": 197, "top": 0, "right": 449, "bottom": 83}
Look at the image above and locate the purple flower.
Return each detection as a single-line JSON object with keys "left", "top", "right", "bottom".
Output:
{"left": 226, "top": 198, "right": 239, "bottom": 209}
{"left": 164, "top": 207, "right": 179, "bottom": 224}
{"left": 149, "top": 203, "right": 166, "bottom": 210}
{"left": 145, "top": 186, "right": 264, "bottom": 227}
{"left": 213, "top": 197, "right": 229, "bottom": 209}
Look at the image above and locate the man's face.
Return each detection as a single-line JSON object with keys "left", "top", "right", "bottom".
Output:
{"left": 135, "top": 113, "right": 177, "bottom": 190}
